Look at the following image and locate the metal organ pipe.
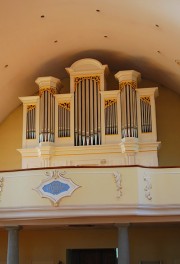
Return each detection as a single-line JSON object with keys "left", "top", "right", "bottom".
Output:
{"left": 86, "top": 79, "right": 90, "bottom": 145}
{"left": 58, "top": 102, "right": 70, "bottom": 138}
{"left": 82, "top": 79, "right": 85, "bottom": 145}
{"left": 39, "top": 89, "right": 55, "bottom": 143}
{"left": 93, "top": 79, "right": 98, "bottom": 145}
{"left": 97, "top": 84, "right": 101, "bottom": 144}
{"left": 140, "top": 97, "right": 152, "bottom": 133}
{"left": 74, "top": 76, "right": 101, "bottom": 146}
{"left": 26, "top": 105, "right": 36, "bottom": 139}
{"left": 90, "top": 78, "right": 94, "bottom": 145}
{"left": 120, "top": 82, "right": 138, "bottom": 138}
{"left": 78, "top": 81, "right": 82, "bottom": 145}
{"left": 74, "top": 86, "right": 78, "bottom": 144}
{"left": 105, "top": 100, "right": 118, "bottom": 135}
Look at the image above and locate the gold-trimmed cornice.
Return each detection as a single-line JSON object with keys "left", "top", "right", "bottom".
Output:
{"left": 104, "top": 99, "right": 117, "bottom": 109}
{"left": 27, "top": 105, "right": 36, "bottom": 112}
{"left": 58, "top": 102, "right": 70, "bottom": 111}
{"left": 74, "top": 75, "right": 100, "bottom": 91}
{"left": 140, "top": 96, "right": 151, "bottom": 104}
{"left": 39, "top": 87, "right": 57, "bottom": 97}
{"left": 119, "top": 80, "right": 137, "bottom": 91}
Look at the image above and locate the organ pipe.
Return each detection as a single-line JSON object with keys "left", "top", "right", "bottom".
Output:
{"left": 26, "top": 105, "right": 36, "bottom": 139}
{"left": 74, "top": 89, "right": 78, "bottom": 144}
{"left": 74, "top": 76, "right": 101, "bottom": 146}
{"left": 105, "top": 99, "right": 118, "bottom": 135}
{"left": 90, "top": 78, "right": 94, "bottom": 145}
{"left": 120, "top": 81, "right": 138, "bottom": 138}
{"left": 58, "top": 102, "right": 70, "bottom": 138}
{"left": 39, "top": 89, "right": 56, "bottom": 143}
{"left": 86, "top": 79, "right": 90, "bottom": 145}
{"left": 140, "top": 97, "right": 152, "bottom": 133}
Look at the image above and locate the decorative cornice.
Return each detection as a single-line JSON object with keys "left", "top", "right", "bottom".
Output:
{"left": 66, "top": 58, "right": 109, "bottom": 76}
{"left": 18, "top": 141, "right": 161, "bottom": 159}
{"left": 1, "top": 204, "right": 180, "bottom": 226}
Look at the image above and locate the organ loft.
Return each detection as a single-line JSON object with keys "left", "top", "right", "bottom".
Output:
{"left": 18, "top": 58, "right": 160, "bottom": 168}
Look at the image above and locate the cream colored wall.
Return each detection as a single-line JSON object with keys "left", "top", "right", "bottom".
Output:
{"left": 139, "top": 79, "right": 180, "bottom": 166}
{"left": 156, "top": 85, "right": 180, "bottom": 166}
{"left": 0, "top": 78, "right": 180, "bottom": 170}
{"left": 0, "top": 105, "right": 22, "bottom": 170}
{"left": 0, "top": 227, "right": 117, "bottom": 264}
{"left": 1, "top": 226, "right": 180, "bottom": 264}
{"left": 130, "top": 225, "right": 180, "bottom": 264}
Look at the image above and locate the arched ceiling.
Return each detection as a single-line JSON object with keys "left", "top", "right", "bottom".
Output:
{"left": 1, "top": 0, "right": 180, "bottom": 123}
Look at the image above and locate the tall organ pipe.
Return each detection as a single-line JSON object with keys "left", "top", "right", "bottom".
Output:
{"left": 140, "top": 97, "right": 152, "bottom": 133}
{"left": 120, "top": 83, "right": 138, "bottom": 138}
{"left": 90, "top": 78, "right": 94, "bottom": 145}
{"left": 58, "top": 103, "right": 70, "bottom": 138}
{"left": 26, "top": 106, "right": 36, "bottom": 139}
{"left": 74, "top": 76, "right": 101, "bottom": 146}
{"left": 86, "top": 79, "right": 90, "bottom": 145}
{"left": 105, "top": 100, "right": 118, "bottom": 135}
{"left": 39, "top": 90, "right": 55, "bottom": 143}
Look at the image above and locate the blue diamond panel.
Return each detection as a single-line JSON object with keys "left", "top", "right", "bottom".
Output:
{"left": 42, "top": 181, "right": 70, "bottom": 195}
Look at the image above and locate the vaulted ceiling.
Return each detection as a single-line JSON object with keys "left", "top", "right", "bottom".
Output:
{"left": 1, "top": 0, "right": 180, "bottom": 123}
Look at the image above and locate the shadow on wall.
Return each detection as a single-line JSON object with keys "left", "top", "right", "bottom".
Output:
{"left": 34, "top": 49, "right": 180, "bottom": 94}
{"left": 0, "top": 51, "right": 180, "bottom": 169}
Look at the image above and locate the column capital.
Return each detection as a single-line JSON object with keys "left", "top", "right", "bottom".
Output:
{"left": 35, "top": 76, "right": 61, "bottom": 95}
{"left": 115, "top": 70, "right": 141, "bottom": 83}
{"left": 116, "top": 223, "right": 130, "bottom": 229}
{"left": 6, "top": 226, "right": 22, "bottom": 231}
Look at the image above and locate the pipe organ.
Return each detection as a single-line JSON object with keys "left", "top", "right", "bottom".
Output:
{"left": 18, "top": 58, "right": 160, "bottom": 168}
{"left": 119, "top": 81, "right": 138, "bottom": 138}
{"left": 58, "top": 102, "right": 70, "bottom": 138}
{"left": 26, "top": 105, "right": 36, "bottom": 139}
{"left": 104, "top": 99, "right": 118, "bottom": 135}
{"left": 74, "top": 76, "right": 101, "bottom": 146}
{"left": 140, "top": 96, "right": 152, "bottom": 133}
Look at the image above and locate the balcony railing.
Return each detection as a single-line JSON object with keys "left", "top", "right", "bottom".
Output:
{"left": 0, "top": 165, "right": 180, "bottom": 226}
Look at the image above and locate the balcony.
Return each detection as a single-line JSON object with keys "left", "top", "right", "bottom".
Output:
{"left": 0, "top": 165, "right": 180, "bottom": 226}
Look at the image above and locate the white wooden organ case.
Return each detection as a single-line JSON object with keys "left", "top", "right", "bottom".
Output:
{"left": 18, "top": 58, "right": 160, "bottom": 168}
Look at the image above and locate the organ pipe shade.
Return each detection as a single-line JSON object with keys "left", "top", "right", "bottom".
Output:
{"left": 105, "top": 99, "right": 118, "bottom": 135}
{"left": 26, "top": 105, "right": 36, "bottom": 139}
{"left": 74, "top": 76, "right": 101, "bottom": 146}
{"left": 140, "top": 97, "right": 152, "bottom": 133}
{"left": 120, "top": 81, "right": 138, "bottom": 138}
{"left": 58, "top": 102, "right": 70, "bottom": 137}
{"left": 39, "top": 90, "right": 55, "bottom": 143}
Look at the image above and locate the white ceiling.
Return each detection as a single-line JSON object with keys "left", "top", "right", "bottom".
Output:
{"left": 1, "top": 0, "right": 180, "bottom": 123}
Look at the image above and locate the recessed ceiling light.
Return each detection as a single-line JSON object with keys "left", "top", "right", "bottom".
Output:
{"left": 175, "top": 60, "right": 180, "bottom": 66}
{"left": 41, "top": 15, "right": 45, "bottom": 18}
{"left": 4, "top": 64, "right": 8, "bottom": 68}
{"left": 96, "top": 9, "right": 100, "bottom": 12}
